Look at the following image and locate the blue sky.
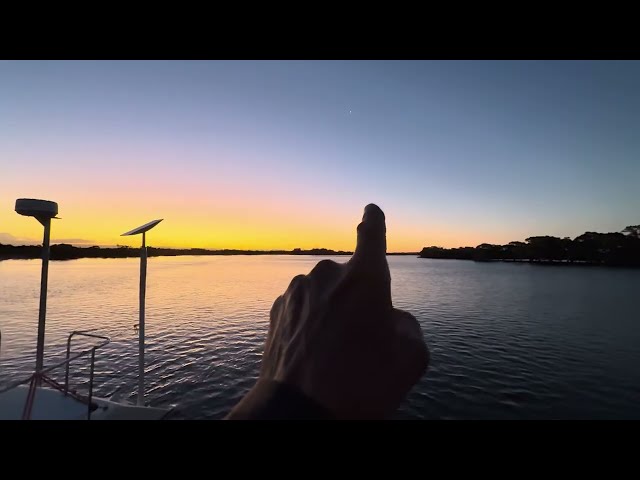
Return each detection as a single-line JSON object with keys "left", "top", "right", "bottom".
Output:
{"left": 1, "top": 60, "right": 638, "bottom": 250}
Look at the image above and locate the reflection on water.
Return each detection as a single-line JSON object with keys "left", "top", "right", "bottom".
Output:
{"left": 1, "top": 255, "right": 639, "bottom": 419}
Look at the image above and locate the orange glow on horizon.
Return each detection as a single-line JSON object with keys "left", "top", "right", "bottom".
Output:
{"left": 0, "top": 203, "right": 515, "bottom": 253}
{"left": 0, "top": 197, "right": 482, "bottom": 252}
{"left": 1, "top": 187, "right": 527, "bottom": 253}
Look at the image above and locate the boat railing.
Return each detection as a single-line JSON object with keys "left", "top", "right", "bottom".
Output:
{"left": 0, "top": 330, "right": 111, "bottom": 420}
{"left": 64, "top": 330, "right": 111, "bottom": 394}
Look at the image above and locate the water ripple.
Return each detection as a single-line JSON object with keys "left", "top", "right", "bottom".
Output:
{"left": 1, "top": 256, "right": 640, "bottom": 419}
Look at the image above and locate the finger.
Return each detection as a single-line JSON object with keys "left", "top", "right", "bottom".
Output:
{"left": 269, "top": 295, "right": 284, "bottom": 323}
{"left": 392, "top": 308, "right": 430, "bottom": 374}
{"left": 283, "top": 274, "right": 309, "bottom": 331}
{"left": 309, "top": 259, "right": 342, "bottom": 279}
{"left": 285, "top": 274, "right": 307, "bottom": 294}
{"left": 308, "top": 259, "right": 344, "bottom": 293}
{"left": 262, "top": 295, "right": 284, "bottom": 376}
{"left": 266, "top": 294, "right": 284, "bottom": 345}
{"left": 349, "top": 203, "right": 388, "bottom": 271}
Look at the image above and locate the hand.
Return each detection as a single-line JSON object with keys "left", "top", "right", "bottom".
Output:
{"left": 230, "top": 204, "right": 429, "bottom": 419}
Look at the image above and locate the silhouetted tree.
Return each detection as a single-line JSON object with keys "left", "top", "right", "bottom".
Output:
{"left": 504, "top": 241, "right": 528, "bottom": 260}
{"left": 0, "top": 244, "right": 354, "bottom": 261}
{"left": 622, "top": 225, "right": 640, "bottom": 238}
{"left": 419, "top": 224, "right": 640, "bottom": 267}
{"left": 474, "top": 243, "right": 502, "bottom": 261}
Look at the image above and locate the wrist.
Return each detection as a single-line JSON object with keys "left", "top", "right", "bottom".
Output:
{"left": 225, "top": 378, "right": 333, "bottom": 420}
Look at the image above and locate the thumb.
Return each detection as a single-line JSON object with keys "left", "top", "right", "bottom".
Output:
{"left": 349, "top": 203, "right": 388, "bottom": 269}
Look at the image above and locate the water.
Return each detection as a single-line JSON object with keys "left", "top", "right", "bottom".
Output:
{"left": 1, "top": 255, "right": 639, "bottom": 419}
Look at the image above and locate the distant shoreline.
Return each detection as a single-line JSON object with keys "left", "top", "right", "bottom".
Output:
{"left": 418, "top": 226, "right": 640, "bottom": 268}
{"left": 0, "top": 243, "right": 418, "bottom": 261}
{"left": 419, "top": 257, "right": 640, "bottom": 268}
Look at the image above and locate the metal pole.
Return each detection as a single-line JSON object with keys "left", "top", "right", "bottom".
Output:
{"left": 88, "top": 348, "right": 96, "bottom": 420}
{"left": 137, "top": 231, "right": 147, "bottom": 406}
{"left": 65, "top": 334, "right": 72, "bottom": 394}
{"left": 35, "top": 217, "right": 51, "bottom": 384}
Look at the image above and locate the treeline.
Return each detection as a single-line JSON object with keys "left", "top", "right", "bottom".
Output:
{"left": 419, "top": 225, "right": 640, "bottom": 267}
{"left": 0, "top": 244, "right": 354, "bottom": 261}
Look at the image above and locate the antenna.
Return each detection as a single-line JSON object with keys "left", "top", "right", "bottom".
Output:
{"left": 15, "top": 198, "right": 59, "bottom": 382}
{"left": 121, "top": 219, "right": 163, "bottom": 406}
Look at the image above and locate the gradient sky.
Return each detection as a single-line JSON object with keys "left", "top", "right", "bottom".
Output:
{"left": 1, "top": 60, "right": 639, "bottom": 251}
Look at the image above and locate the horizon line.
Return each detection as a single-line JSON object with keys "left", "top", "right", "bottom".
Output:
{"left": 0, "top": 243, "right": 421, "bottom": 254}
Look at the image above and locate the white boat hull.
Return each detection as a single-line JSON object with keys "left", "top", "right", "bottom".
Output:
{"left": 0, "top": 386, "right": 172, "bottom": 420}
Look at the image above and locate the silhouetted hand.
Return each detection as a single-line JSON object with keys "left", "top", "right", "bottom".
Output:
{"left": 227, "top": 204, "right": 429, "bottom": 419}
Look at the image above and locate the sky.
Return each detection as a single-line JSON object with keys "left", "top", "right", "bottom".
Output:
{"left": 1, "top": 60, "right": 639, "bottom": 251}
